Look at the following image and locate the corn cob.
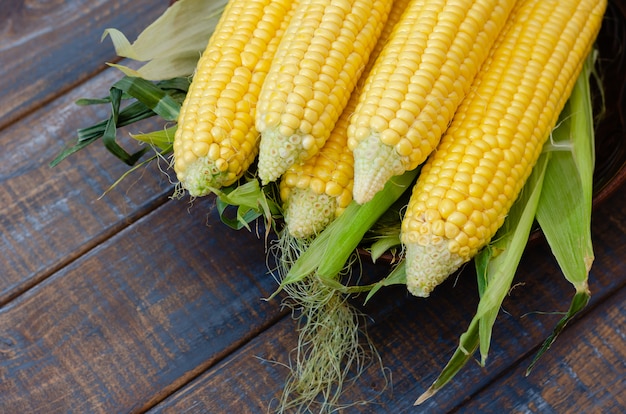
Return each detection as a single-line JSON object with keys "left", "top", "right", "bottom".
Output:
{"left": 255, "top": 0, "right": 394, "bottom": 185}
{"left": 173, "top": 0, "right": 297, "bottom": 197}
{"left": 280, "top": 0, "right": 411, "bottom": 238}
{"left": 347, "top": 0, "right": 517, "bottom": 204}
{"left": 400, "top": 0, "right": 607, "bottom": 297}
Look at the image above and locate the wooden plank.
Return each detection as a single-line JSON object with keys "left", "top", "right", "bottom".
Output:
{"left": 147, "top": 187, "right": 626, "bottom": 413}
{"left": 0, "top": 65, "right": 174, "bottom": 304}
{"left": 0, "top": 0, "right": 168, "bottom": 130}
{"left": 1, "top": 3, "right": 623, "bottom": 414}
{"left": 457, "top": 286, "right": 626, "bottom": 413}
{"left": 0, "top": 197, "right": 285, "bottom": 414}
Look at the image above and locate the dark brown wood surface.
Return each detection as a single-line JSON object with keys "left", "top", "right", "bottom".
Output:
{"left": 1, "top": 1, "right": 625, "bottom": 413}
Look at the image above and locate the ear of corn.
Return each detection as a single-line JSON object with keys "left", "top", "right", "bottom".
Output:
{"left": 347, "top": 0, "right": 518, "bottom": 204}
{"left": 416, "top": 54, "right": 599, "bottom": 403}
{"left": 173, "top": 0, "right": 298, "bottom": 197}
{"left": 255, "top": 0, "right": 394, "bottom": 185}
{"left": 400, "top": 0, "right": 607, "bottom": 297}
{"left": 280, "top": 0, "right": 411, "bottom": 238}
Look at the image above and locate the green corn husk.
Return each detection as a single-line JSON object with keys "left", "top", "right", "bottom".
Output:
{"left": 209, "top": 178, "right": 282, "bottom": 233}
{"left": 278, "top": 168, "right": 419, "bottom": 290}
{"left": 416, "top": 150, "right": 551, "bottom": 405}
{"left": 51, "top": 76, "right": 187, "bottom": 167}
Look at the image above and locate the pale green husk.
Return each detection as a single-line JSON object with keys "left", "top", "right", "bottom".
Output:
{"left": 103, "top": 0, "right": 226, "bottom": 80}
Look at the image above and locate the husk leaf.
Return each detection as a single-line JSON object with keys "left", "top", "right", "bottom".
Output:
{"left": 527, "top": 51, "right": 597, "bottom": 372}
{"left": 103, "top": 0, "right": 227, "bottom": 80}
{"left": 279, "top": 167, "right": 419, "bottom": 289}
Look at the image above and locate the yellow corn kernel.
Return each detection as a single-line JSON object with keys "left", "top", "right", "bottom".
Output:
{"left": 400, "top": 0, "right": 607, "bottom": 297}
{"left": 255, "top": 0, "right": 394, "bottom": 185}
{"left": 173, "top": 0, "right": 298, "bottom": 197}
{"left": 348, "top": 0, "right": 518, "bottom": 204}
{"left": 280, "top": 0, "right": 410, "bottom": 238}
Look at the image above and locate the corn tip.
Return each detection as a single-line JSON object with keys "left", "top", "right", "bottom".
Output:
{"left": 404, "top": 236, "right": 466, "bottom": 297}
{"left": 258, "top": 127, "right": 313, "bottom": 183}
{"left": 284, "top": 187, "right": 338, "bottom": 238}
{"left": 180, "top": 156, "right": 234, "bottom": 197}
{"left": 352, "top": 133, "right": 406, "bottom": 204}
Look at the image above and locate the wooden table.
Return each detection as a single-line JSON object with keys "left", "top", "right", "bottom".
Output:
{"left": 1, "top": 1, "right": 625, "bottom": 413}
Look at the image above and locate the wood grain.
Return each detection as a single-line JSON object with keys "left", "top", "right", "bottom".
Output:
{"left": 0, "top": 0, "right": 168, "bottom": 130}
{"left": 460, "top": 287, "right": 626, "bottom": 413}
{"left": 0, "top": 196, "right": 285, "bottom": 413}
{"left": 147, "top": 188, "right": 626, "bottom": 413}
{"left": 0, "top": 65, "right": 174, "bottom": 304}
